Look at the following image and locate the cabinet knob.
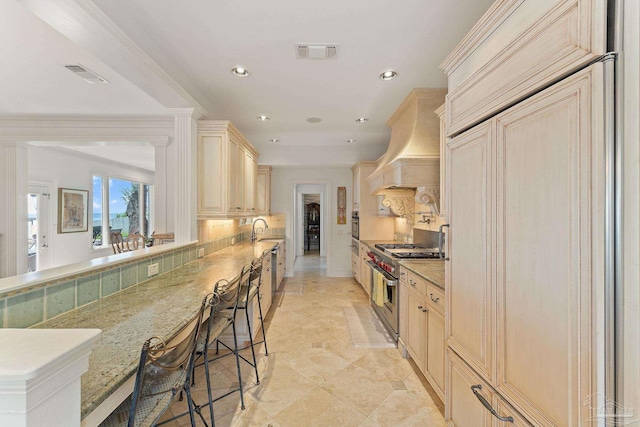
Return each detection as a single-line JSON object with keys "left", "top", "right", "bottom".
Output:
{"left": 417, "top": 305, "right": 423, "bottom": 310}
{"left": 422, "top": 309, "right": 428, "bottom": 313}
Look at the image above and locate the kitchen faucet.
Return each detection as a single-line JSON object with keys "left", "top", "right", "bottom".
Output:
{"left": 251, "top": 218, "right": 269, "bottom": 243}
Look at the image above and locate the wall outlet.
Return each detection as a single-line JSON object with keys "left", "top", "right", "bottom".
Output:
{"left": 148, "top": 263, "right": 159, "bottom": 276}
{"left": 198, "top": 248, "right": 204, "bottom": 258}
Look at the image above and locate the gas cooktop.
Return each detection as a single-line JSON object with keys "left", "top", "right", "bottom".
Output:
{"left": 374, "top": 244, "right": 443, "bottom": 259}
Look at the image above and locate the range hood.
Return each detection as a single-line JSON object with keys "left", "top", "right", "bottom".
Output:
{"left": 367, "top": 88, "right": 446, "bottom": 221}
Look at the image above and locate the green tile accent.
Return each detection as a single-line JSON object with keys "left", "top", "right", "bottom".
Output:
{"left": 102, "top": 269, "right": 121, "bottom": 297}
{"left": 121, "top": 264, "right": 138, "bottom": 289}
{"left": 7, "top": 289, "right": 44, "bottom": 328}
{"left": 173, "top": 251, "right": 182, "bottom": 268}
{"left": 77, "top": 274, "right": 100, "bottom": 307}
{"left": 190, "top": 247, "right": 197, "bottom": 262}
{"left": 137, "top": 259, "right": 150, "bottom": 283}
{"left": 46, "top": 280, "right": 76, "bottom": 319}
{"left": 162, "top": 253, "right": 173, "bottom": 272}
{"left": 181, "top": 248, "right": 190, "bottom": 265}
{"left": 0, "top": 299, "right": 5, "bottom": 328}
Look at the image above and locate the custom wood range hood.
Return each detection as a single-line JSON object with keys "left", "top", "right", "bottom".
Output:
{"left": 367, "top": 88, "right": 446, "bottom": 221}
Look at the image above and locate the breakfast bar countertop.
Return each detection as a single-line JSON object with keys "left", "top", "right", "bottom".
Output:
{"left": 34, "top": 239, "right": 281, "bottom": 421}
{"left": 399, "top": 260, "right": 445, "bottom": 290}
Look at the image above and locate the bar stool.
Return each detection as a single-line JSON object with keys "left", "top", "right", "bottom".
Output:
{"left": 192, "top": 265, "right": 250, "bottom": 426}
{"left": 101, "top": 296, "right": 208, "bottom": 427}
{"left": 226, "top": 250, "right": 270, "bottom": 384}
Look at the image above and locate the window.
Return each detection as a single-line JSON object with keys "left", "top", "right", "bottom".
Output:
{"left": 93, "top": 176, "right": 153, "bottom": 248}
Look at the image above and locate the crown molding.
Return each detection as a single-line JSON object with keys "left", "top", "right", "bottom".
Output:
{"left": 0, "top": 115, "right": 173, "bottom": 145}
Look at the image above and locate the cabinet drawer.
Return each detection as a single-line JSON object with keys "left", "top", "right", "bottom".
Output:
{"left": 426, "top": 283, "right": 445, "bottom": 315}
{"left": 399, "top": 267, "right": 408, "bottom": 284}
{"left": 446, "top": 349, "right": 531, "bottom": 427}
{"left": 407, "top": 271, "right": 427, "bottom": 297}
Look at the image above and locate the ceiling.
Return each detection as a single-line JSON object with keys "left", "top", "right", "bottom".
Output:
{"left": 4, "top": 0, "right": 495, "bottom": 167}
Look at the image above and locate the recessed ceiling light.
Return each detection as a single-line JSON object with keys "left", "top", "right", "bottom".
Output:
{"left": 306, "top": 117, "right": 322, "bottom": 123}
{"left": 379, "top": 70, "right": 398, "bottom": 81}
{"left": 231, "top": 66, "right": 250, "bottom": 77}
{"left": 355, "top": 118, "right": 369, "bottom": 123}
{"left": 269, "top": 139, "right": 279, "bottom": 143}
{"left": 346, "top": 139, "right": 357, "bottom": 144}
{"left": 257, "top": 115, "right": 270, "bottom": 121}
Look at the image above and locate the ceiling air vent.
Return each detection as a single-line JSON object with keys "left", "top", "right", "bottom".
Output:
{"left": 64, "top": 65, "right": 109, "bottom": 84}
{"left": 296, "top": 44, "right": 338, "bottom": 59}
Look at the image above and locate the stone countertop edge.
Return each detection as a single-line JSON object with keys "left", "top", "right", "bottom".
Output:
{"left": 399, "top": 260, "right": 445, "bottom": 290}
{"left": 33, "top": 239, "right": 279, "bottom": 420}
{"left": 0, "top": 241, "right": 199, "bottom": 296}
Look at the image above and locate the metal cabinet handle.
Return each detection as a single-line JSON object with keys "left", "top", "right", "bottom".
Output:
{"left": 438, "top": 224, "right": 450, "bottom": 261}
{"left": 430, "top": 293, "right": 440, "bottom": 303}
{"left": 422, "top": 308, "right": 428, "bottom": 313}
{"left": 470, "top": 385, "right": 514, "bottom": 423}
{"left": 410, "top": 280, "right": 416, "bottom": 287}
{"left": 400, "top": 271, "right": 406, "bottom": 277}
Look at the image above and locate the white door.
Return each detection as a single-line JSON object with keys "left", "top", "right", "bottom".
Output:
{"left": 27, "top": 183, "right": 51, "bottom": 271}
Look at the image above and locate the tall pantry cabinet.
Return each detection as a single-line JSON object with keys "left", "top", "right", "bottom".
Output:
{"left": 441, "top": 0, "right": 608, "bottom": 425}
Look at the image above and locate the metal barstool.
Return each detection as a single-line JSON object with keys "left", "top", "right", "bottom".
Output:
{"left": 192, "top": 265, "right": 250, "bottom": 426}
{"left": 231, "top": 250, "right": 271, "bottom": 384}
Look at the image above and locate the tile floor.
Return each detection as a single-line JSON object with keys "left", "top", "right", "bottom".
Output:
{"left": 159, "top": 254, "right": 446, "bottom": 426}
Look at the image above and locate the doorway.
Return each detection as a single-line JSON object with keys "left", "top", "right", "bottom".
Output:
{"left": 293, "top": 182, "right": 329, "bottom": 276}
{"left": 27, "top": 183, "right": 51, "bottom": 272}
{"left": 304, "top": 194, "right": 320, "bottom": 254}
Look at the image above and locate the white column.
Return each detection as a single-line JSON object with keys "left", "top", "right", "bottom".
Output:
{"left": 0, "top": 145, "right": 27, "bottom": 278}
{"left": 153, "top": 145, "right": 169, "bottom": 234}
{"left": 170, "top": 109, "right": 198, "bottom": 243}
{"left": 0, "top": 329, "right": 101, "bottom": 427}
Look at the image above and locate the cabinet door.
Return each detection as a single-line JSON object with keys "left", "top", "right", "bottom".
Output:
{"left": 447, "top": 121, "right": 494, "bottom": 381}
{"left": 197, "top": 132, "right": 227, "bottom": 215}
{"left": 352, "top": 166, "right": 360, "bottom": 211}
{"left": 406, "top": 288, "right": 426, "bottom": 370}
{"left": 228, "top": 137, "right": 241, "bottom": 212}
{"left": 244, "top": 151, "right": 257, "bottom": 214}
{"left": 426, "top": 309, "right": 445, "bottom": 400}
{"left": 256, "top": 166, "right": 271, "bottom": 214}
{"left": 494, "top": 64, "right": 603, "bottom": 426}
{"left": 261, "top": 253, "right": 272, "bottom": 313}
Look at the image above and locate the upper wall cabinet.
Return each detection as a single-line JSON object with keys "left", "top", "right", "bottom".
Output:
{"left": 256, "top": 165, "right": 272, "bottom": 215}
{"left": 197, "top": 120, "right": 259, "bottom": 218}
{"left": 441, "top": 0, "right": 607, "bottom": 136}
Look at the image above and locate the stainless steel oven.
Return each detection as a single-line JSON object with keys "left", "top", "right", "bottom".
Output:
{"left": 365, "top": 259, "right": 398, "bottom": 341}
{"left": 351, "top": 212, "right": 359, "bottom": 240}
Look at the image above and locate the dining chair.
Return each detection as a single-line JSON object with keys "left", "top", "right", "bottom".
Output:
{"left": 100, "top": 296, "right": 208, "bottom": 427}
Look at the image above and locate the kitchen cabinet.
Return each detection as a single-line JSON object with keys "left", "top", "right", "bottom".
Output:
{"left": 256, "top": 165, "right": 272, "bottom": 215}
{"left": 276, "top": 239, "right": 286, "bottom": 288}
{"left": 351, "top": 251, "right": 359, "bottom": 282}
{"left": 446, "top": 64, "right": 605, "bottom": 426}
{"left": 197, "top": 120, "right": 260, "bottom": 218}
{"left": 358, "top": 242, "right": 371, "bottom": 296}
{"left": 399, "top": 269, "right": 446, "bottom": 400}
{"left": 351, "top": 162, "right": 394, "bottom": 240}
{"left": 443, "top": 1, "right": 608, "bottom": 422}
{"left": 435, "top": 103, "right": 446, "bottom": 219}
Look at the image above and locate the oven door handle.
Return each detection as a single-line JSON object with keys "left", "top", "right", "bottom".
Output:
{"left": 366, "top": 261, "right": 398, "bottom": 286}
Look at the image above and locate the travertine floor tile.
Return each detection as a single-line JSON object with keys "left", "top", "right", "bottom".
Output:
{"left": 160, "top": 254, "right": 445, "bottom": 426}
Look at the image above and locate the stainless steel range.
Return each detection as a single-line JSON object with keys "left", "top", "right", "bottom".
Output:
{"left": 365, "top": 234, "right": 445, "bottom": 342}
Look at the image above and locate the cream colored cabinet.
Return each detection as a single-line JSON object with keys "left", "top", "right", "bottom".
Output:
{"left": 398, "top": 267, "right": 408, "bottom": 348}
{"left": 401, "top": 270, "right": 446, "bottom": 400}
{"left": 256, "top": 165, "right": 272, "bottom": 215}
{"left": 446, "top": 65, "right": 605, "bottom": 425}
{"left": 261, "top": 251, "right": 272, "bottom": 314}
{"left": 351, "top": 251, "right": 359, "bottom": 282}
{"left": 358, "top": 242, "right": 371, "bottom": 295}
{"left": 197, "top": 120, "right": 260, "bottom": 218}
{"left": 276, "top": 239, "right": 286, "bottom": 287}
{"left": 435, "top": 103, "right": 447, "bottom": 219}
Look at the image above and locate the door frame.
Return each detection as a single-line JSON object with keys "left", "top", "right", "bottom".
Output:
{"left": 292, "top": 180, "right": 329, "bottom": 271}
{"left": 27, "top": 181, "right": 52, "bottom": 272}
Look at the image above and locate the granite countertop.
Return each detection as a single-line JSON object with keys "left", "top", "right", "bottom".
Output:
{"left": 35, "top": 239, "right": 281, "bottom": 420}
{"left": 399, "top": 260, "right": 445, "bottom": 290}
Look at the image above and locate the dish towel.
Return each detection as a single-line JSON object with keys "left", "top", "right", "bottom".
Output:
{"left": 373, "top": 269, "right": 385, "bottom": 307}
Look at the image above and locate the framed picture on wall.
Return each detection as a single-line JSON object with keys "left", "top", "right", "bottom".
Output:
{"left": 58, "top": 188, "right": 89, "bottom": 233}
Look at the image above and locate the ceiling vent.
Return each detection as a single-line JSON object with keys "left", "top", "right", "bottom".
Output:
{"left": 296, "top": 44, "right": 338, "bottom": 59}
{"left": 64, "top": 65, "right": 109, "bottom": 84}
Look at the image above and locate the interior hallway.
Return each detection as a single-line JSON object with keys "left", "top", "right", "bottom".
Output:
{"left": 160, "top": 254, "right": 445, "bottom": 426}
